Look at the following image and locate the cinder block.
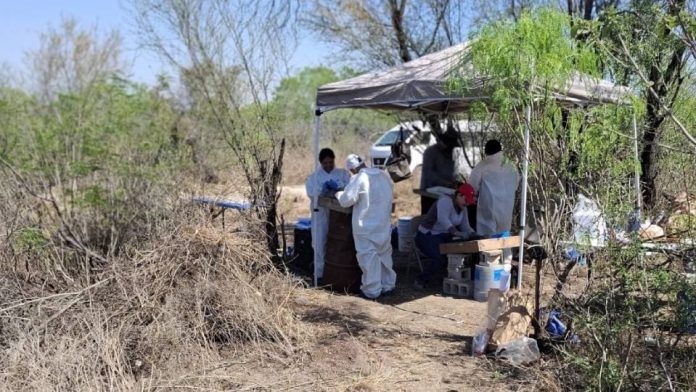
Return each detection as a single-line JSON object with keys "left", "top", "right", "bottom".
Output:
{"left": 455, "top": 281, "right": 471, "bottom": 297}
{"left": 481, "top": 250, "right": 502, "bottom": 265}
{"left": 447, "top": 267, "right": 471, "bottom": 280}
{"left": 447, "top": 254, "right": 466, "bottom": 269}
{"left": 443, "top": 278, "right": 472, "bottom": 297}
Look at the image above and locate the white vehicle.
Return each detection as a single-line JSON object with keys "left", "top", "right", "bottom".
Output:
{"left": 368, "top": 120, "right": 492, "bottom": 177}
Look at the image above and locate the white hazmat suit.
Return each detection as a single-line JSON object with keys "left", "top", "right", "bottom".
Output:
{"left": 337, "top": 165, "right": 396, "bottom": 299}
{"left": 469, "top": 152, "right": 520, "bottom": 235}
{"left": 469, "top": 152, "right": 519, "bottom": 263}
{"left": 305, "top": 167, "right": 351, "bottom": 279}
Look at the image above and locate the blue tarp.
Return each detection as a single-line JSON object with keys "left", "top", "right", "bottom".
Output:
{"left": 295, "top": 217, "right": 311, "bottom": 230}
{"left": 192, "top": 196, "right": 251, "bottom": 210}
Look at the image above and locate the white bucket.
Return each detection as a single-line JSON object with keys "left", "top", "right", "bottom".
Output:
{"left": 474, "top": 263, "right": 507, "bottom": 302}
{"left": 397, "top": 216, "right": 413, "bottom": 252}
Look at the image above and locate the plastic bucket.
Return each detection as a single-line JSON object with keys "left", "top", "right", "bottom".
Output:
{"left": 397, "top": 216, "right": 413, "bottom": 252}
{"left": 474, "top": 263, "right": 507, "bottom": 302}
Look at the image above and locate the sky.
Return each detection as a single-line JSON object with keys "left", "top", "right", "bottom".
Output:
{"left": 0, "top": 0, "right": 331, "bottom": 86}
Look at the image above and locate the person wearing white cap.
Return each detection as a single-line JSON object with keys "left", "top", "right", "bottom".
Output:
{"left": 336, "top": 154, "right": 397, "bottom": 299}
{"left": 305, "top": 148, "right": 351, "bottom": 280}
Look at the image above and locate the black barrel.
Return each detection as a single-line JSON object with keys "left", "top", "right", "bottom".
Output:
{"left": 292, "top": 227, "right": 313, "bottom": 275}
{"left": 323, "top": 210, "right": 362, "bottom": 293}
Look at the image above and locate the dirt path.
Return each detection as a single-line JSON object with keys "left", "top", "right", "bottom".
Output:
{"left": 240, "top": 261, "right": 533, "bottom": 391}
{"left": 292, "top": 289, "right": 506, "bottom": 391}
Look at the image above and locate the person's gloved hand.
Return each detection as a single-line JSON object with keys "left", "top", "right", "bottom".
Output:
{"left": 468, "top": 232, "right": 485, "bottom": 241}
{"left": 323, "top": 179, "right": 338, "bottom": 192}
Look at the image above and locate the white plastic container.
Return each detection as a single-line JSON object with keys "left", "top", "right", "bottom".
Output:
{"left": 397, "top": 216, "right": 413, "bottom": 252}
{"left": 474, "top": 263, "right": 507, "bottom": 302}
{"left": 481, "top": 250, "right": 502, "bottom": 264}
{"left": 572, "top": 194, "right": 607, "bottom": 247}
{"left": 496, "top": 337, "right": 541, "bottom": 366}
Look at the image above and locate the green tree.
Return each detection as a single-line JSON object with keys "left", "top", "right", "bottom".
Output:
{"left": 271, "top": 66, "right": 394, "bottom": 151}
{"left": 131, "top": 0, "right": 298, "bottom": 256}
{"left": 581, "top": 0, "right": 694, "bottom": 207}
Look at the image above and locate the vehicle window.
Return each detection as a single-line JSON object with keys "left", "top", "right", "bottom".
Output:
{"left": 376, "top": 130, "right": 403, "bottom": 146}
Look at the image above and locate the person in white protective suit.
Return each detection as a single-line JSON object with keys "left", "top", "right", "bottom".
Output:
{"left": 469, "top": 140, "right": 520, "bottom": 264}
{"left": 336, "top": 154, "right": 397, "bottom": 299}
{"left": 305, "top": 148, "right": 351, "bottom": 280}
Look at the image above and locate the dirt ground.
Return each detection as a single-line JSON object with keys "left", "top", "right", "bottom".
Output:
{"left": 202, "top": 182, "right": 578, "bottom": 390}
{"left": 226, "top": 265, "right": 516, "bottom": 391}
{"left": 230, "top": 256, "right": 559, "bottom": 391}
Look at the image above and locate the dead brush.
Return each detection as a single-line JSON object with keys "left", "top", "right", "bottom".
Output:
{"left": 0, "top": 210, "right": 309, "bottom": 390}
{"left": 113, "top": 221, "right": 306, "bottom": 352}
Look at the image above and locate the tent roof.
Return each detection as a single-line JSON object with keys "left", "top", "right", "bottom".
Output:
{"left": 316, "top": 42, "right": 632, "bottom": 113}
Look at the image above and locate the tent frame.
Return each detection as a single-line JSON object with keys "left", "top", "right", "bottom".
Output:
{"left": 312, "top": 102, "right": 639, "bottom": 290}
{"left": 313, "top": 40, "right": 636, "bottom": 289}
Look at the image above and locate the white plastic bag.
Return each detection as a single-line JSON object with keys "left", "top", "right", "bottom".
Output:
{"left": 495, "top": 337, "right": 540, "bottom": 366}
{"left": 472, "top": 329, "right": 490, "bottom": 357}
{"left": 572, "top": 194, "right": 607, "bottom": 247}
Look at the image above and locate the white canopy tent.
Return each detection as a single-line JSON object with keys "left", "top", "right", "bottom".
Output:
{"left": 313, "top": 41, "right": 635, "bottom": 288}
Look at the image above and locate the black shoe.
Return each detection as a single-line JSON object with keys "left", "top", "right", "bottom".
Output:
{"left": 412, "top": 280, "right": 426, "bottom": 291}
{"left": 381, "top": 289, "right": 395, "bottom": 297}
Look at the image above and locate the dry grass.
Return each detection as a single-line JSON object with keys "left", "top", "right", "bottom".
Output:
{"left": 0, "top": 209, "right": 308, "bottom": 390}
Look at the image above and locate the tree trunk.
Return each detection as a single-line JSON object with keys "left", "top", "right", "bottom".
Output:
{"left": 583, "top": 0, "right": 594, "bottom": 20}
{"left": 640, "top": 0, "right": 687, "bottom": 208}
{"left": 260, "top": 139, "right": 285, "bottom": 258}
{"left": 388, "top": 0, "right": 412, "bottom": 63}
{"left": 185, "top": 136, "right": 219, "bottom": 184}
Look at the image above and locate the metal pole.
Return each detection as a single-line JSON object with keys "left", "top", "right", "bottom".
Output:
{"left": 517, "top": 105, "right": 531, "bottom": 290}
{"left": 312, "top": 110, "right": 321, "bottom": 287}
{"left": 632, "top": 113, "right": 642, "bottom": 211}
{"left": 313, "top": 110, "right": 321, "bottom": 170}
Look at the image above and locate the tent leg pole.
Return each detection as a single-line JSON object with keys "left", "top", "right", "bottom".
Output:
{"left": 312, "top": 111, "right": 321, "bottom": 288}
{"left": 632, "top": 113, "right": 642, "bottom": 212}
{"left": 517, "top": 105, "right": 531, "bottom": 290}
{"left": 313, "top": 112, "right": 321, "bottom": 171}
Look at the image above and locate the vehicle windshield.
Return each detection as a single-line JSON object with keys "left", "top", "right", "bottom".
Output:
{"left": 376, "top": 129, "right": 408, "bottom": 146}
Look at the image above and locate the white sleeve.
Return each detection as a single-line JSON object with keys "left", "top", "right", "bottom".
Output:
{"left": 305, "top": 172, "right": 318, "bottom": 198}
{"left": 457, "top": 208, "right": 474, "bottom": 235}
{"left": 512, "top": 165, "right": 521, "bottom": 191}
{"left": 340, "top": 169, "right": 351, "bottom": 188}
{"left": 469, "top": 165, "right": 482, "bottom": 193}
{"left": 337, "top": 174, "right": 362, "bottom": 208}
{"left": 436, "top": 197, "right": 456, "bottom": 232}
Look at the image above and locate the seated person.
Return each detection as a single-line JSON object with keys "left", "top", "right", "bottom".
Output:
{"left": 413, "top": 183, "right": 477, "bottom": 289}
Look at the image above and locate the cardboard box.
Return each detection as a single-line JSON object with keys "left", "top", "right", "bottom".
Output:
{"left": 439, "top": 236, "right": 521, "bottom": 254}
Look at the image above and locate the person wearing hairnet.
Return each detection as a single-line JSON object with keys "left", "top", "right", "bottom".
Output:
{"left": 305, "top": 148, "right": 351, "bottom": 280}
{"left": 413, "top": 183, "right": 478, "bottom": 290}
{"left": 336, "top": 154, "right": 397, "bottom": 299}
{"left": 469, "top": 140, "right": 519, "bottom": 263}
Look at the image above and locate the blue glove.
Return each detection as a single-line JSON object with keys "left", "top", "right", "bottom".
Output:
{"left": 323, "top": 179, "right": 338, "bottom": 192}
{"left": 545, "top": 310, "right": 567, "bottom": 337}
